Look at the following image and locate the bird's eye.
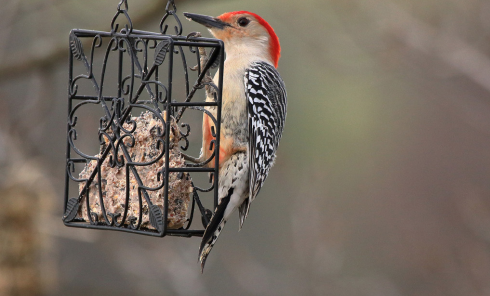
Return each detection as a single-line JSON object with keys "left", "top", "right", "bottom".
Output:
{"left": 237, "top": 17, "right": 250, "bottom": 27}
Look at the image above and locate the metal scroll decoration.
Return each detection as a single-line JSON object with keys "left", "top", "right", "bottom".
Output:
{"left": 63, "top": 0, "right": 224, "bottom": 237}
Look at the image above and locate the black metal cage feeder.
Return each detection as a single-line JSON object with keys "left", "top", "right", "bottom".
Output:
{"left": 63, "top": 0, "right": 224, "bottom": 238}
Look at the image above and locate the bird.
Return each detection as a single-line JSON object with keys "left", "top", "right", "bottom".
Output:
{"left": 183, "top": 11, "right": 287, "bottom": 271}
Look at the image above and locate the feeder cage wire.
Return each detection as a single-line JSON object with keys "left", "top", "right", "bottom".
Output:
{"left": 63, "top": 0, "right": 224, "bottom": 237}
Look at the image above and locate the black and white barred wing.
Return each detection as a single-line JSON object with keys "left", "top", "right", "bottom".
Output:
{"left": 239, "top": 61, "right": 287, "bottom": 227}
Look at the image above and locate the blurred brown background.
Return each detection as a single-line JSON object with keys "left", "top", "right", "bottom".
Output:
{"left": 1, "top": 0, "right": 490, "bottom": 295}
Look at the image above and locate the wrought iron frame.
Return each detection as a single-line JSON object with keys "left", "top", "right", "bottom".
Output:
{"left": 63, "top": 0, "right": 223, "bottom": 237}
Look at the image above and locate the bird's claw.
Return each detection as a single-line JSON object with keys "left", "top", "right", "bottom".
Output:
{"left": 201, "top": 75, "right": 213, "bottom": 84}
{"left": 190, "top": 49, "right": 211, "bottom": 72}
{"left": 186, "top": 31, "right": 202, "bottom": 40}
{"left": 188, "top": 32, "right": 203, "bottom": 71}
{"left": 181, "top": 152, "right": 204, "bottom": 164}
{"left": 186, "top": 32, "right": 216, "bottom": 98}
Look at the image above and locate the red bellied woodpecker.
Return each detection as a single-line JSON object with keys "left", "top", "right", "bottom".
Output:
{"left": 183, "top": 11, "right": 287, "bottom": 271}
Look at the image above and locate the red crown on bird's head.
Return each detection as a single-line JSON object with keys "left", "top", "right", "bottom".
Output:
{"left": 218, "top": 11, "right": 281, "bottom": 68}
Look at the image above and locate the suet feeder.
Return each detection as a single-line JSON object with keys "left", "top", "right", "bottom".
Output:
{"left": 63, "top": 0, "right": 224, "bottom": 237}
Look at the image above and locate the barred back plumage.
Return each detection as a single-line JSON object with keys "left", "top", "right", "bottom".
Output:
{"left": 239, "top": 61, "right": 287, "bottom": 227}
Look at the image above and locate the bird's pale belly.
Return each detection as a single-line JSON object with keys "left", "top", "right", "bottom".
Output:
{"left": 202, "top": 100, "right": 248, "bottom": 169}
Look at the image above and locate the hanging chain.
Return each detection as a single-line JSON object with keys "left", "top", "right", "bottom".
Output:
{"left": 111, "top": 0, "right": 133, "bottom": 35}
{"left": 160, "top": 0, "right": 183, "bottom": 35}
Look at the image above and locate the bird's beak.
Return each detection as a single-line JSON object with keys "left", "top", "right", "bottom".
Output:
{"left": 183, "top": 12, "right": 230, "bottom": 30}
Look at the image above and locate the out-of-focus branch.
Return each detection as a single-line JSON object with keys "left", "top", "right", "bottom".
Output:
{"left": 0, "top": 0, "right": 21, "bottom": 58}
{"left": 361, "top": 0, "right": 490, "bottom": 94}
{"left": 0, "top": 0, "right": 187, "bottom": 81}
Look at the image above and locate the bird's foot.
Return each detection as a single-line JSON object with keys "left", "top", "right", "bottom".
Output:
{"left": 181, "top": 152, "right": 205, "bottom": 164}
{"left": 186, "top": 31, "right": 202, "bottom": 40}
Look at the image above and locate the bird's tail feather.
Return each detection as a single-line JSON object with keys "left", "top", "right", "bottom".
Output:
{"left": 199, "top": 188, "right": 233, "bottom": 272}
{"left": 238, "top": 197, "right": 251, "bottom": 231}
